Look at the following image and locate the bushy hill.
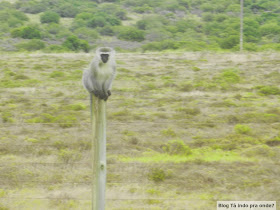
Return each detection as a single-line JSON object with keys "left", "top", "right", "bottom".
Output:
{"left": 0, "top": 0, "right": 280, "bottom": 52}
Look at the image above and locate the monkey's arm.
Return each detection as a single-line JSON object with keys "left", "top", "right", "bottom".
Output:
{"left": 82, "top": 69, "right": 102, "bottom": 98}
{"left": 103, "top": 65, "right": 116, "bottom": 92}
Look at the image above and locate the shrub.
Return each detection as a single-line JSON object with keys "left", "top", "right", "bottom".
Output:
{"left": 256, "top": 86, "right": 280, "bottom": 96}
{"left": 50, "top": 71, "right": 65, "bottom": 78}
{"left": 54, "top": 4, "right": 79, "bottom": 18}
{"left": 11, "top": 26, "right": 41, "bottom": 39}
{"left": 178, "top": 82, "right": 194, "bottom": 92}
{"left": 133, "top": 5, "right": 153, "bottom": 13}
{"left": 142, "top": 40, "right": 180, "bottom": 51}
{"left": 161, "top": 128, "right": 176, "bottom": 137}
{"left": 2, "top": 111, "right": 15, "bottom": 123}
{"left": 99, "top": 25, "right": 114, "bottom": 36}
{"left": 40, "top": 11, "right": 60, "bottom": 24}
{"left": 87, "top": 13, "right": 121, "bottom": 28}
{"left": 87, "top": 16, "right": 107, "bottom": 28}
{"left": 15, "top": 40, "right": 45, "bottom": 51}
{"left": 162, "top": 140, "right": 192, "bottom": 156}
{"left": 216, "top": 69, "right": 240, "bottom": 84}
{"left": 117, "top": 26, "right": 145, "bottom": 42}
{"left": 148, "top": 168, "right": 166, "bottom": 182}
{"left": 115, "top": 10, "right": 127, "bottom": 20}
{"left": 74, "top": 27, "right": 99, "bottom": 40}
{"left": 220, "top": 35, "right": 239, "bottom": 49}
{"left": 234, "top": 124, "right": 252, "bottom": 135}
{"left": 15, "top": 1, "right": 47, "bottom": 14}
{"left": 176, "top": 107, "right": 201, "bottom": 116}
{"left": 56, "top": 114, "right": 77, "bottom": 128}
{"left": 58, "top": 149, "right": 81, "bottom": 163}
{"left": 62, "top": 35, "right": 90, "bottom": 52}
{"left": 67, "top": 103, "right": 86, "bottom": 111}
{"left": 45, "top": 44, "right": 66, "bottom": 52}
{"left": 242, "top": 145, "right": 275, "bottom": 158}
{"left": 79, "top": 40, "right": 90, "bottom": 53}
{"left": 0, "top": 9, "right": 29, "bottom": 27}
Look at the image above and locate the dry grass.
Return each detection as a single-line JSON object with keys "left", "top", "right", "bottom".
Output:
{"left": 0, "top": 52, "right": 280, "bottom": 209}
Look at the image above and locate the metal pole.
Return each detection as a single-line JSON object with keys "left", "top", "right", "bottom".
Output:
{"left": 91, "top": 94, "right": 107, "bottom": 210}
{"left": 240, "top": 0, "right": 244, "bottom": 51}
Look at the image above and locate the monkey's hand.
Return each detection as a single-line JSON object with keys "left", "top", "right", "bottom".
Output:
{"left": 92, "top": 90, "right": 100, "bottom": 98}
{"left": 107, "top": 90, "right": 111, "bottom": 96}
{"left": 103, "top": 90, "right": 112, "bottom": 101}
{"left": 91, "top": 90, "right": 110, "bottom": 101}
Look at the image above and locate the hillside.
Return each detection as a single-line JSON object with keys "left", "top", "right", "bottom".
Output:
{"left": 0, "top": 52, "right": 280, "bottom": 209}
{"left": 0, "top": 0, "right": 280, "bottom": 52}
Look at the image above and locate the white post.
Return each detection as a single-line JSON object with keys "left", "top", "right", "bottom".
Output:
{"left": 91, "top": 95, "right": 107, "bottom": 210}
{"left": 240, "top": 0, "right": 244, "bottom": 51}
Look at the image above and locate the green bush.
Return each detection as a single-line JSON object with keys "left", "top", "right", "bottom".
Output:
{"left": 242, "top": 145, "right": 275, "bottom": 158}
{"left": 15, "top": 1, "right": 47, "bottom": 14}
{"left": 161, "top": 128, "right": 176, "bottom": 137}
{"left": 256, "top": 86, "right": 280, "bottom": 95}
{"left": 67, "top": 103, "right": 86, "bottom": 111}
{"left": 54, "top": 3, "right": 79, "bottom": 18}
{"left": 62, "top": 35, "right": 90, "bottom": 52}
{"left": 45, "top": 44, "right": 67, "bottom": 52}
{"left": 117, "top": 26, "right": 145, "bottom": 42}
{"left": 15, "top": 40, "right": 45, "bottom": 51}
{"left": 178, "top": 82, "right": 194, "bottom": 92}
{"left": 176, "top": 107, "right": 201, "bottom": 116}
{"left": 148, "top": 168, "right": 166, "bottom": 182}
{"left": 217, "top": 69, "right": 240, "bottom": 84}
{"left": 0, "top": 9, "right": 29, "bottom": 28}
{"left": 74, "top": 27, "right": 99, "bottom": 40}
{"left": 45, "top": 23, "right": 61, "bottom": 35}
{"left": 87, "top": 16, "right": 107, "bottom": 28}
{"left": 40, "top": 11, "right": 60, "bottom": 24}
{"left": 58, "top": 149, "right": 82, "bottom": 163}
{"left": 87, "top": 13, "right": 121, "bottom": 28}
{"left": 79, "top": 40, "right": 90, "bottom": 53}
{"left": 11, "top": 26, "right": 41, "bottom": 39}
{"left": 115, "top": 10, "right": 127, "bottom": 20}
{"left": 2, "top": 111, "right": 15, "bottom": 123}
{"left": 142, "top": 40, "right": 180, "bottom": 51}
{"left": 133, "top": 5, "right": 153, "bottom": 13}
{"left": 220, "top": 35, "right": 239, "bottom": 49}
{"left": 162, "top": 140, "right": 192, "bottom": 156}
{"left": 99, "top": 25, "right": 114, "bottom": 36}
{"left": 50, "top": 71, "right": 65, "bottom": 78}
{"left": 234, "top": 124, "right": 252, "bottom": 135}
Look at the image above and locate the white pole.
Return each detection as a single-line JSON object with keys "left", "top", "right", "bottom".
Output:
{"left": 240, "top": 0, "right": 244, "bottom": 51}
{"left": 91, "top": 94, "right": 107, "bottom": 210}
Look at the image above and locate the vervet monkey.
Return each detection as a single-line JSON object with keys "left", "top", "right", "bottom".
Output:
{"left": 82, "top": 47, "right": 116, "bottom": 101}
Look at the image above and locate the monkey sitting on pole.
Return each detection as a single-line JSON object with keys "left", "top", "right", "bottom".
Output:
{"left": 83, "top": 47, "right": 117, "bottom": 101}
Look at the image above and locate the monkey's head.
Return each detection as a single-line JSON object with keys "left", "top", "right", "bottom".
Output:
{"left": 101, "top": 53, "right": 109, "bottom": 63}
{"left": 96, "top": 47, "right": 115, "bottom": 64}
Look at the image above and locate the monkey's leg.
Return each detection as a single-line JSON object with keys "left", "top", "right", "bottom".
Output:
{"left": 92, "top": 90, "right": 100, "bottom": 98}
{"left": 99, "top": 90, "right": 109, "bottom": 101}
{"left": 107, "top": 90, "right": 111, "bottom": 96}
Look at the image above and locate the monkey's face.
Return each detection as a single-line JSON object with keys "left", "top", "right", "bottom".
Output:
{"left": 101, "top": 54, "right": 109, "bottom": 63}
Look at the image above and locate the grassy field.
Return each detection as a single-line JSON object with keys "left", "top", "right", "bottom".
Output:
{"left": 0, "top": 52, "right": 280, "bottom": 210}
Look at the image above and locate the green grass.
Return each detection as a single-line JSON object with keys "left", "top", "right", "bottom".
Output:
{"left": 118, "top": 148, "right": 256, "bottom": 163}
{"left": 0, "top": 52, "right": 280, "bottom": 210}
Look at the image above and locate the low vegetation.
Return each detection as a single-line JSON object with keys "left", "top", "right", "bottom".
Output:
{"left": 0, "top": 52, "right": 279, "bottom": 209}
{"left": 0, "top": 0, "right": 280, "bottom": 52}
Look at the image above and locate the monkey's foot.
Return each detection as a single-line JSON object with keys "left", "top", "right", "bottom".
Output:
{"left": 107, "top": 90, "right": 111, "bottom": 96}
{"left": 92, "top": 90, "right": 100, "bottom": 98}
{"left": 97, "top": 91, "right": 109, "bottom": 101}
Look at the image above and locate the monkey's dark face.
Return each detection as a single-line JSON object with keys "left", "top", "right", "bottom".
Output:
{"left": 101, "top": 54, "right": 109, "bottom": 63}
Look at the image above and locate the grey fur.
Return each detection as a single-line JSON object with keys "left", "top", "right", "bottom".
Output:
{"left": 82, "top": 47, "right": 116, "bottom": 101}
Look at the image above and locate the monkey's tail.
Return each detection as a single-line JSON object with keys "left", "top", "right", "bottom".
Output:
{"left": 90, "top": 93, "right": 93, "bottom": 123}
